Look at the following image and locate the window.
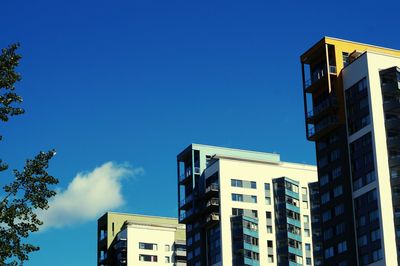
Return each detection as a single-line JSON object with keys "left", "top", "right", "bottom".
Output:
{"left": 267, "top": 226, "right": 273, "bottom": 233}
{"left": 139, "top": 254, "right": 158, "bottom": 262}
{"left": 369, "top": 209, "right": 379, "bottom": 222}
{"left": 337, "top": 241, "right": 347, "bottom": 253}
{"left": 372, "top": 248, "right": 383, "bottom": 262}
{"left": 320, "top": 174, "right": 329, "bottom": 186}
{"left": 194, "top": 232, "right": 200, "bottom": 242}
{"left": 330, "top": 149, "right": 341, "bottom": 161}
{"left": 346, "top": 77, "right": 370, "bottom": 135}
{"left": 268, "top": 255, "right": 274, "bottom": 263}
{"left": 324, "top": 228, "right": 333, "bottom": 240}
{"left": 306, "top": 258, "right": 312, "bottom": 265}
{"left": 322, "top": 210, "right": 331, "bottom": 222}
{"left": 165, "top": 244, "right": 170, "bottom": 251}
{"left": 165, "top": 256, "right": 170, "bottom": 263}
{"left": 139, "top": 242, "right": 157, "bottom": 250}
{"left": 251, "top": 195, "right": 257, "bottom": 203}
{"left": 301, "top": 187, "right": 307, "bottom": 196}
{"left": 335, "top": 204, "right": 344, "bottom": 216}
{"left": 324, "top": 247, "right": 334, "bottom": 259}
{"left": 371, "top": 229, "right": 381, "bottom": 242}
{"left": 332, "top": 167, "right": 342, "bottom": 179}
{"left": 231, "top": 179, "right": 243, "bottom": 187}
{"left": 343, "top": 52, "right": 349, "bottom": 67}
{"left": 357, "top": 234, "right": 367, "bottom": 247}
{"left": 251, "top": 210, "right": 258, "bottom": 218}
{"left": 336, "top": 222, "right": 345, "bottom": 235}
{"left": 251, "top": 181, "right": 257, "bottom": 189}
{"left": 304, "top": 229, "right": 310, "bottom": 237}
{"left": 265, "top": 196, "right": 271, "bottom": 205}
{"left": 232, "top": 193, "right": 243, "bottom": 202}
{"left": 318, "top": 156, "right": 328, "bottom": 168}
{"left": 265, "top": 183, "right": 270, "bottom": 190}
{"left": 321, "top": 192, "right": 330, "bottom": 204}
{"left": 305, "top": 243, "right": 311, "bottom": 250}
{"left": 357, "top": 215, "right": 366, "bottom": 227}
{"left": 333, "top": 185, "right": 343, "bottom": 197}
{"left": 194, "top": 247, "right": 200, "bottom": 256}
{"left": 303, "top": 215, "right": 309, "bottom": 223}
{"left": 232, "top": 208, "right": 243, "bottom": 216}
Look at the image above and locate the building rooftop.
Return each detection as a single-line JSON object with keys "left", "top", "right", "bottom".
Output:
{"left": 301, "top": 36, "right": 400, "bottom": 63}
{"left": 178, "top": 143, "right": 317, "bottom": 169}
{"left": 178, "top": 143, "right": 280, "bottom": 163}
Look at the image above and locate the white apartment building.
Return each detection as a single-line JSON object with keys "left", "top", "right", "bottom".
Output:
{"left": 177, "top": 144, "right": 318, "bottom": 266}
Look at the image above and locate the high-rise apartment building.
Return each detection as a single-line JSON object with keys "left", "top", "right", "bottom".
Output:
{"left": 97, "top": 212, "right": 186, "bottom": 266}
{"left": 301, "top": 37, "right": 400, "bottom": 265}
{"left": 177, "top": 144, "right": 318, "bottom": 266}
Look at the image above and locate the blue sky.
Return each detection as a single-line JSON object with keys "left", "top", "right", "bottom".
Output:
{"left": 1, "top": 0, "right": 400, "bottom": 265}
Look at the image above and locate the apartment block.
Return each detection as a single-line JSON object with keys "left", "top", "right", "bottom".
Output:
{"left": 301, "top": 37, "right": 400, "bottom": 265}
{"left": 97, "top": 212, "right": 186, "bottom": 266}
{"left": 177, "top": 144, "right": 318, "bottom": 266}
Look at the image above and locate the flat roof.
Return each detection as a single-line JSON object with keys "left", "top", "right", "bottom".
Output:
{"left": 178, "top": 143, "right": 281, "bottom": 164}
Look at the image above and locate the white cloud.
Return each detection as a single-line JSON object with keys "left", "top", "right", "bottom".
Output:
{"left": 38, "top": 162, "right": 143, "bottom": 229}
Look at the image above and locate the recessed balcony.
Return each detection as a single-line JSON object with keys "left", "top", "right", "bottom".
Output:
{"left": 304, "top": 65, "right": 337, "bottom": 93}
{"left": 382, "top": 81, "right": 400, "bottom": 96}
{"left": 179, "top": 194, "right": 193, "bottom": 210}
{"left": 389, "top": 155, "right": 400, "bottom": 168}
{"left": 307, "top": 116, "right": 339, "bottom": 141}
{"left": 386, "top": 117, "right": 400, "bottom": 131}
{"left": 388, "top": 136, "right": 400, "bottom": 150}
{"left": 204, "top": 198, "right": 219, "bottom": 213}
{"left": 384, "top": 99, "right": 400, "bottom": 113}
{"left": 306, "top": 97, "right": 338, "bottom": 123}
{"left": 205, "top": 212, "right": 220, "bottom": 226}
{"left": 179, "top": 167, "right": 193, "bottom": 184}
{"left": 204, "top": 183, "right": 219, "bottom": 199}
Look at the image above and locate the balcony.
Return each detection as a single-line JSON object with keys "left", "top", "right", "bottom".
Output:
{"left": 205, "top": 212, "right": 220, "bottom": 226}
{"left": 386, "top": 117, "right": 400, "bottom": 131}
{"left": 304, "top": 65, "right": 337, "bottom": 93}
{"left": 204, "top": 198, "right": 219, "bottom": 213}
{"left": 390, "top": 155, "right": 400, "bottom": 168}
{"left": 307, "top": 116, "right": 339, "bottom": 141}
{"left": 179, "top": 167, "right": 192, "bottom": 184}
{"left": 384, "top": 99, "right": 400, "bottom": 113}
{"left": 306, "top": 97, "right": 338, "bottom": 123}
{"left": 179, "top": 194, "right": 193, "bottom": 210}
{"left": 179, "top": 208, "right": 194, "bottom": 223}
{"left": 382, "top": 81, "right": 400, "bottom": 96}
{"left": 388, "top": 136, "right": 400, "bottom": 150}
{"left": 204, "top": 183, "right": 219, "bottom": 199}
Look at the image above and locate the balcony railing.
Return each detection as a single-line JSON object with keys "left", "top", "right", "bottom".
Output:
{"left": 205, "top": 183, "right": 219, "bottom": 193}
{"left": 194, "top": 166, "right": 200, "bottom": 174}
{"left": 206, "top": 198, "right": 220, "bottom": 207}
